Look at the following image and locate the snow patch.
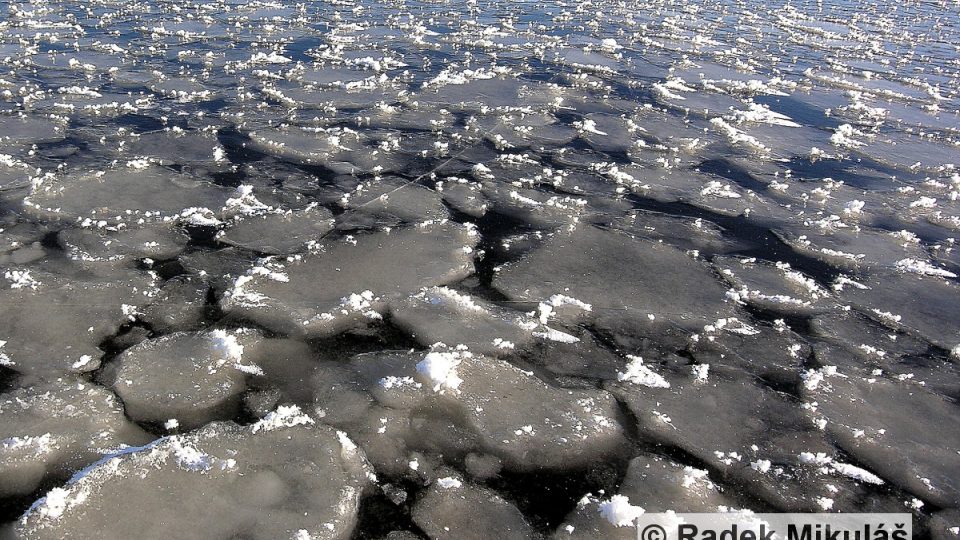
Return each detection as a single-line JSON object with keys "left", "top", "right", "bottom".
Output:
{"left": 416, "top": 348, "right": 469, "bottom": 393}
{"left": 617, "top": 356, "right": 671, "bottom": 388}
{"left": 598, "top": 495, "right": 644, "bottom": 527}
{"left": 251, "top": 405, "right": 315, "bottom": 433}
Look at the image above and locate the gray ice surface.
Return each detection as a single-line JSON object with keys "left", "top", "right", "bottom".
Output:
{"left": 0, "top": 0, "right": 958, "bottom": 536}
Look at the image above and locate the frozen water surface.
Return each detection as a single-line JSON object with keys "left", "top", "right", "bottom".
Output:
{"left": 0, "top": 0, "right": 958, "bottom": 536}
{"left": 15, "top": 414, "right": 374, "bottom": 539}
